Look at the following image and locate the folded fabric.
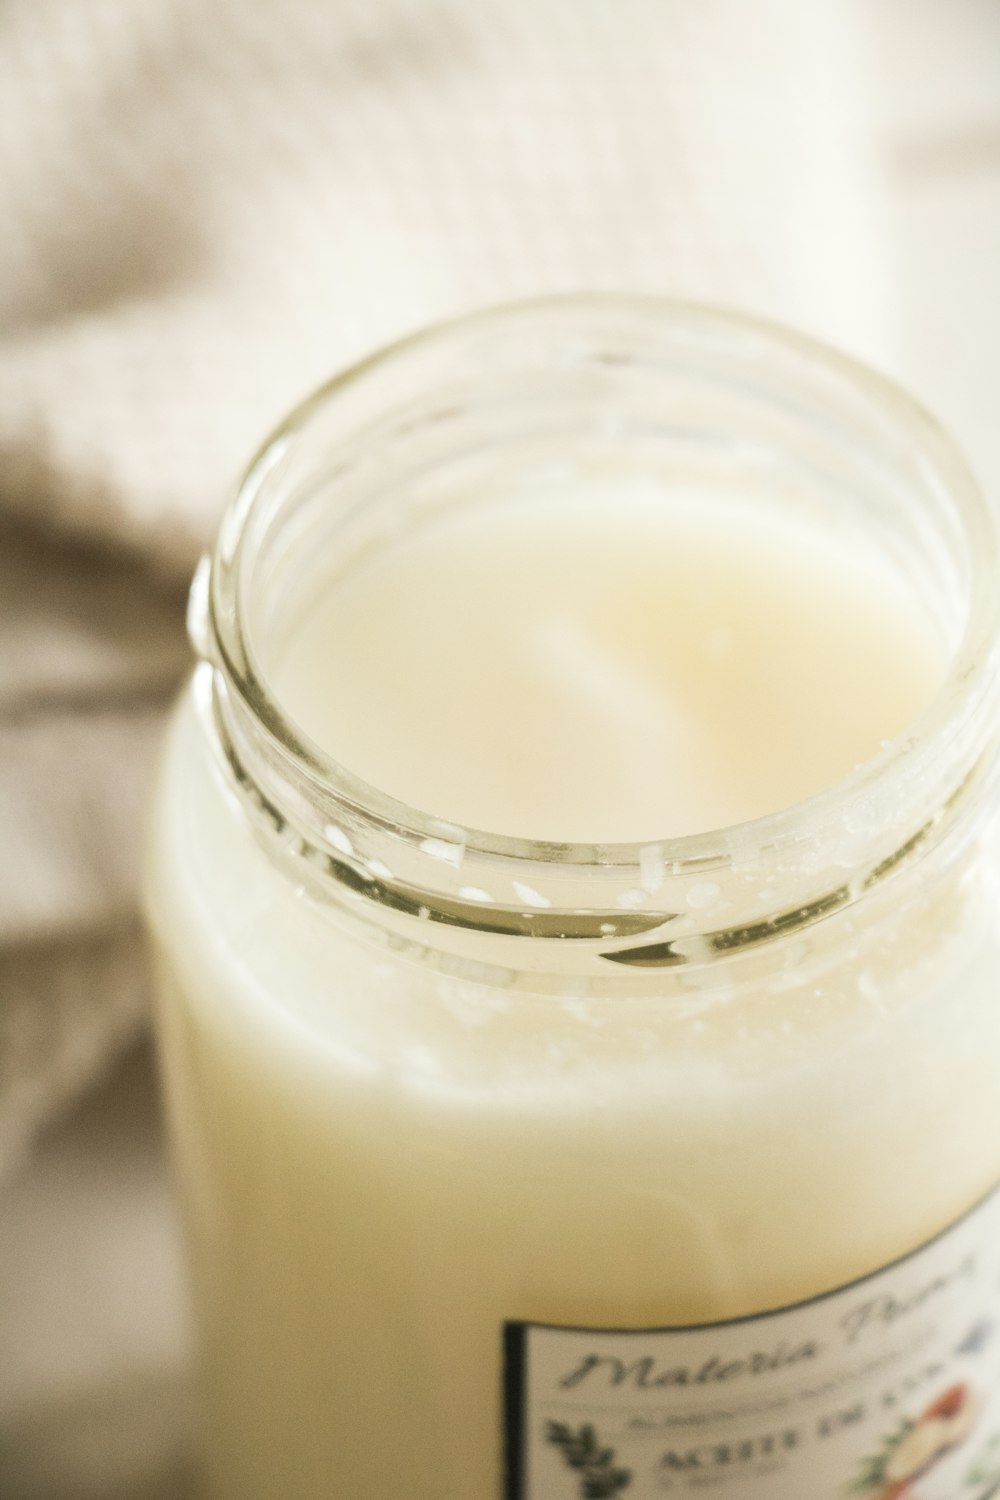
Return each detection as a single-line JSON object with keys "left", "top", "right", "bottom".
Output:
{"left": 0, "top": 0, "right": 892, "bottom": 570}
{"left": 0, "top": 523, "right": 186, "bottom": 1172}
{"left": 0, "top": 0, "right": 898, "bottom": 1169}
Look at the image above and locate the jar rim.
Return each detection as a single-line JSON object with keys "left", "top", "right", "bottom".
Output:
{"left": 201, "top": 295, "right": 1000, "bottom": 949}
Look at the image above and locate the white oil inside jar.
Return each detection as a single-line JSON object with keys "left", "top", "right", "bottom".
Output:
{"left": 272, "top": 483, "right": 945, "bottom": 841}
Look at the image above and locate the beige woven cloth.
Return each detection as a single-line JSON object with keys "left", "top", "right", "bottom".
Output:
{"left": 0, "top": 0, "right": 949, "bottom": 1174}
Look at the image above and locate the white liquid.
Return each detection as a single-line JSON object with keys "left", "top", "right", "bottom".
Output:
{"left": 147, "top": 483, "right": 1000, "bottom": 1499}
{"left": 273, "top": 489, "right": 942, "bottom": 841}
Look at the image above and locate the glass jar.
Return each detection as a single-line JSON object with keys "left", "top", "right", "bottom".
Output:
{"left": 146, "top": 298, "right": 1000, "bottom": 1500}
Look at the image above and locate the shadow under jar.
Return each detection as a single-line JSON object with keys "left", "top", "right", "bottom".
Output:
{"left": 145, "top": 298, "right": 1000, "bottom": 1500}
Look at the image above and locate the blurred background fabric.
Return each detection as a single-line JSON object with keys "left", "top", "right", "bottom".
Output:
{"left": 0, "top": 0, "right": 999, "bottom": 1494}
{"left": 0, "top": 0, "right": 892, "bottom": 567}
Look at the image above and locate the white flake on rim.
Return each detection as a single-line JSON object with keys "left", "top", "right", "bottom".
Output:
{"left": 458, "top": 885, "right": 495, "bottom": 903}
{"left": 512, "top": 880, "right": 551, "bottom": 909}
{"left": 616, "top": 888, "right": 648, "bottom": 910}
{"left": 639, "top": 843, "right": 666, "bottom": 894}
{"left": 686, "top": 880, "right": 723, "bottom": 910}
{"left": 419, "top": 836, "right": 466, "bottom": 869}
{"left": 323, "top": 824, "right": 354, "bottom": 857}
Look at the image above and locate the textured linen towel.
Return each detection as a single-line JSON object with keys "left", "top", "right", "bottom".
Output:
{"left": 0, "top": 0, "right": 898, "bottom": 1173}
{"left": 0, "top": 525, "right": 187, "bottom": 1174}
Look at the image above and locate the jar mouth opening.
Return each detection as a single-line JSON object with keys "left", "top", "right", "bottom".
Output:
{"left": 205, "top": 295, "right": 1000, "bottom": 895}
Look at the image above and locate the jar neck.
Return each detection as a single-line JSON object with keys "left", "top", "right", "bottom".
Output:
{"left": 193, "top": 297, "right": 1000, "bottom": 975}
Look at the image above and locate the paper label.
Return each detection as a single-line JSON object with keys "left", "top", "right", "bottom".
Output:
{"left": 504, "top": 1186, "right": 1000, "bottom": 1499}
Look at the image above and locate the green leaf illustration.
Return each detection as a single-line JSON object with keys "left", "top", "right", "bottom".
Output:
{"left": 546, "top": 1420, "right": 633, "bottom": 1497}
{"left": 966, "top": 1426, "right": 1000, "bottom": 1487}
{"left": 847, "top": 1419, "right": 916, "bottom": 1494}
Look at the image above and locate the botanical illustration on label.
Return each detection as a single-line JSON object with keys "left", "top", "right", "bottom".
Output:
{"left": 504, "top": 1186, "right": 1000, "bottom": 1499}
